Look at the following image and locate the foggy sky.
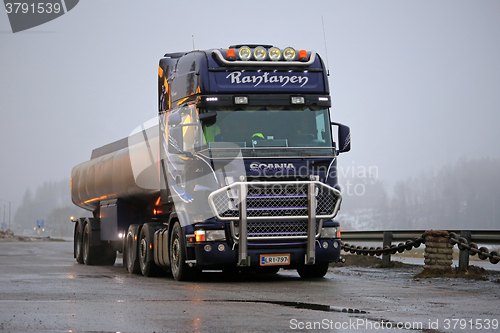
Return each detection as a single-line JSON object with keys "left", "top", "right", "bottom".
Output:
{"left": 1, "top": 0, "right": 500, "bottom": 213}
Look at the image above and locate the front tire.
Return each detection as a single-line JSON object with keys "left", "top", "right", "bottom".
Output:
{"left": 170, "top": 222, "right": 198, "bottom": 281}
{"left": 297, "top": 262, "right": 329, "bottom": 279}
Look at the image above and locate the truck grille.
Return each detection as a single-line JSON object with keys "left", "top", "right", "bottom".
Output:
{"left": 208, "top": 181, "right": 341, "bottom": 221}
{"left": 231, "top": 220, "right": 320, "bottom": 238}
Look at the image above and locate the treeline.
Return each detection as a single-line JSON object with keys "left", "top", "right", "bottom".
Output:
{"left": 13, "top": 179, "right": 89, "bottom": 236}
{"left": 338, "top": 157, "right": 500, "bottom": 231}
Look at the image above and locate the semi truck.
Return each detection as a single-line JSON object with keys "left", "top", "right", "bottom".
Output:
{"left": 71, "top": 44, "right": 351, "bottom": 281}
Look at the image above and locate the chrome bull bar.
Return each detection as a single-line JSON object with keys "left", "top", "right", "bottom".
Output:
{"left": 208, "top": 181, "right": 342, "bottom": 267}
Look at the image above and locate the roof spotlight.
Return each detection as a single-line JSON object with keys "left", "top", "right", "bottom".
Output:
{"left": 283, "top": 47, "right": 296, "bottom": 61}
{"left": 253, "top": 46, "right": 267, "bottom": 61}
{"left": 238, "top": 46, "right": 252, "bottom": 61}
{"left": 269, "top": 47, "right": 281, "bottom": 61}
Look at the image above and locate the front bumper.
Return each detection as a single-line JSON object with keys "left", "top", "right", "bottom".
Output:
{"left": 193, "top": 238, "right": 341, "bottom": 269}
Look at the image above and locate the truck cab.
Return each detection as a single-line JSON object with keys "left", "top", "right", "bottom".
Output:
{"left": 155, "top": 45, "right": 350, "bottom": 280}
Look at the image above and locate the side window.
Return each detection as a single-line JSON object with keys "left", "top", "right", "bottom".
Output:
{"left": 315, "top": 112, "right": 327, "bottom": 143}
{"left": 179, "top": 104, "right": 198, "bottom": 152}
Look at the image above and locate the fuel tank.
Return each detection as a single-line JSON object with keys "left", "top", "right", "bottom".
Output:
{"left": 71, "top": 128, "right": 161, "bottom": 212}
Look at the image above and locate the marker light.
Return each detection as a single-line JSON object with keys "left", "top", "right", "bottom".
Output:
{"left": 299, "top": 50, "right": 308, "bottom": 61}
{"left": 238, "top": 46, "right": 252, "bottom": 61}
{"left": 195, "top": 230, "right": 206, "bottom": 242}
{"left": 253, "top": 46, "right": 267, "bottom": 61}
{"left": 205, "top": 97, "right": 218, "bottom": 102}
{"left": 291, "top": 96, "right": 305, "bottom": 104}
{"left": 226, "top": 48, "right": 236, "bottom": 60}
{"left": 283, "top": 47, "right": 296, "bottom": 61}
{"left": 269, "top": 47, "right": 281, "bottom": 61}
{"left": 234, "top": 96, "right": 248, "bottom": 104}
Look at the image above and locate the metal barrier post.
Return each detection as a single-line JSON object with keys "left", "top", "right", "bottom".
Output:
{"left": 381, "top": 231, "right": 392, "bottom": 268}
{"left": 459, "top": 230, "right": 471, "bottom": 269}
{"left": 305, "top": 182, "right": 316, "bottom": 265}
{"left": 238, "top": 183, "right": 249, "bottom": 267}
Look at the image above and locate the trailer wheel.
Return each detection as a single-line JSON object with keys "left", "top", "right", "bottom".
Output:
{"left": 82, "top": 223, "right": 99, "bottom": 265}
{"left": 170, "top": 222, "right": 198, "bottom": 281}
{"left": 139, "top": 227, "right": 160, "bottom": 277}
{"left": 126, "top": 233, "right": 141, "bottom": 274}
{"left": 297, "top": 262, "right": 329, "bottom": 279}
{"left": 74, "top": 221, "right": 84, "bottom": 264}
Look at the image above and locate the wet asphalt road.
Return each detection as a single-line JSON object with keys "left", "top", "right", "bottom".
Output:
{"left": 0, "top": 241, "right": 499, "bottom": 333}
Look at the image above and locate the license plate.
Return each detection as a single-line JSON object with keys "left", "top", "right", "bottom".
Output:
{"left": 260, "top": 254, "right": 290, "bottom": 266}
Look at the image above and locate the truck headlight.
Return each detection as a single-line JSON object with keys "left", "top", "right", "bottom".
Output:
{"left": 195, "top": 229, "right": 226, "bottom": 242}
{"left": 320, "top": 227, "right": 337, "bottom": 239}
{"left": 206, "top": 230, "right": 226, "bottom": 241}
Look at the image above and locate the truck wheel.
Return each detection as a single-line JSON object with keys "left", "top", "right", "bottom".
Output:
{"left": 297, "top": 262, "right": 329, "bottom": 279}
{"left": 139, "top": 227, "right": 160, "bottom": 277}
{"left": 170, "top": 222, "right": 198, "bottom": 281}
{"left": 255, "top": 267, "right": 280, "bottom": 275}
{"left": 74, "top": 221, "right": 84, "bottom": 264}
{"left": 126, "top": 234, "right": 141, "bottom": 274}
{"left": 82, "top": 223, "right": 99, "bottom": 265}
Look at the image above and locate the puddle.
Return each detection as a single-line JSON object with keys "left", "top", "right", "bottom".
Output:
{"left": 71, "top": 274, "right": 113, "bottom": 279}
{"left": 146, "top": 298, "right": 368, "bottom": 314}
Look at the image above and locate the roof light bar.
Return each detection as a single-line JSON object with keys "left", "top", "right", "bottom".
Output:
{"left": 213, "top": 47, "right": 316, "bottom": 66}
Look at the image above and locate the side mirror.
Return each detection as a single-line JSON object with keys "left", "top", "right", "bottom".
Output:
{"left": 331, "top": 122, "right": 351, "bottom": 153}
{"left": 198, "top": 111, "right": 217, "bottom": 126}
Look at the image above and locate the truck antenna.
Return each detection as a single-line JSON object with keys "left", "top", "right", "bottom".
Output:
{"left": 192, "top": 35, "right": 195, "bottom": 50}
{"left": 322, "top": 16, "right": 330, "bottom": 76}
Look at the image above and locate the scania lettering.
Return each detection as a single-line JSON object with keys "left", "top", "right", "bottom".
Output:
{"left": 250, "top": 163, "right": 296, "bottom": 171}
{"left": 71, "top": 45, "right": 351, "bottom": 281}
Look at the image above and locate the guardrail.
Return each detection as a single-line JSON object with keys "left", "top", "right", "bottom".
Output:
{"left": 340, "top": 230, "right": 500, "bottom": 268}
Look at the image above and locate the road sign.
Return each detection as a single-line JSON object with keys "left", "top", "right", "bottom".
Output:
{"left": 36, "top": 220, "right": 44, "bottom": 229}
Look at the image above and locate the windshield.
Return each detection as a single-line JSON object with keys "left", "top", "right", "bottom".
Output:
{"left": 201, "top": 106, "right": 333, "bottom": 149}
